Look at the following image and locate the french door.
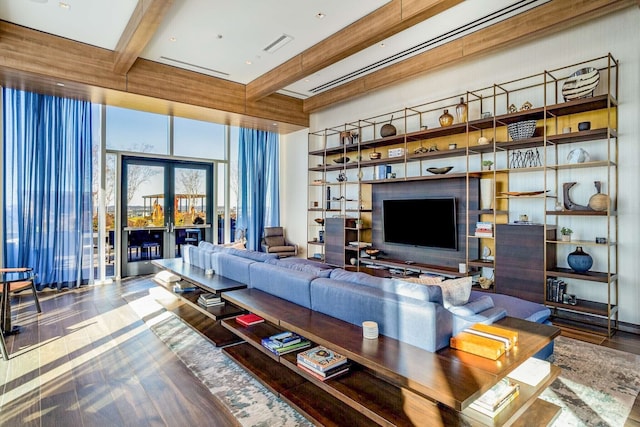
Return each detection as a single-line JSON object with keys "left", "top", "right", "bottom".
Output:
{"left": 121, "top": 156, "right": 213, "bottom": 276}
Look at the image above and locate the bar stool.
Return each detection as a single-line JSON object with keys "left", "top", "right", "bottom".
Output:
{"left": 184, "top": 228, "right": 200, "bottom": 246}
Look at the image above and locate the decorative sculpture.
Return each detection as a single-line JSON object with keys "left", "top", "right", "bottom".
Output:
{"left": 563, "top": 182, "right": 591, "bottom": 211}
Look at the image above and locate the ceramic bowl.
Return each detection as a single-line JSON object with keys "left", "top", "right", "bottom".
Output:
{"left": 578, "top": 121, "right": 591, "bottom": 131}
{"left": 333, "top": 156, "right": 350, "bottom": 164}
{"left": 365, "top": 249, "right": 380, "bottom": 257}
{"left": 369, "top": 152, "right": 381, "bottom": 160}
{"left": 426, "top": 166, "right": 453, "bottom": 175}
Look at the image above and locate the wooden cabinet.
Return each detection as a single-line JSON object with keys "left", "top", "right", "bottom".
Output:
{"left": 495, "top": 224, "right": 556, "bottom": 303}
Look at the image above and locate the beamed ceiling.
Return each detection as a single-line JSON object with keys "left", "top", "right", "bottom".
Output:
{"left": 0, "top": 0, "right": 635, "bottom": 134}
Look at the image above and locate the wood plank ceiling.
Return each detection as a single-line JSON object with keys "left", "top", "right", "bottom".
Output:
{"left": 0, "top": 0, "right": 635, "bottom": 133}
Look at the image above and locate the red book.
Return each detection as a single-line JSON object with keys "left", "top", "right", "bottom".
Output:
{"left": 235, "top": 313, "right": 264, "bottom": 327}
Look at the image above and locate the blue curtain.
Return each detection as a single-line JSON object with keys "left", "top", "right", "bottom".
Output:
{"left": 237, "top": 129, "right": 280, "bottom": 251}
{"left": 2, "top": 88, "right": 93, "bottom": 290}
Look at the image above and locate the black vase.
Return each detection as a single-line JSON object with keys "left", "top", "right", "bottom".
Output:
{"left": 567, "top": 246, "right": 593, "bottom": 273}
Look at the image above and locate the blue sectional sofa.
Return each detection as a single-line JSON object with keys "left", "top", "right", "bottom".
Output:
{"left": 182, "top": 242, "right": 553, "bottom": 357}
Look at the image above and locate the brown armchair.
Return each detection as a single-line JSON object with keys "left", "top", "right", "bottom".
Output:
{"left": 261, "top": 227, "right": 297, "bottom": 258}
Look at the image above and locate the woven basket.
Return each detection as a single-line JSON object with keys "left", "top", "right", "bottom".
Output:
{"left": 507, "top": 120, "right": 537, "bottom": 140}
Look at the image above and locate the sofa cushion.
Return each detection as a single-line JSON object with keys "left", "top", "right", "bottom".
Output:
{"left": 389, "top": 279, "right": 443, "bottom": 305}
{"left": 265, "top": 258, "right": 333, "bottom": 278}
{"left": 329, "top": 269, "right": 391, "bottom": 288}
{"left": 481, "top": 291, "right": 551, "bottom": 323}
{"left": 401, "top": 275, "right": 444, "bottom": 285}
{"left": 447, "top": 294, "right": 495, "bottom": 317}
{"left": 435, "top": 276, "right": 472, "bottom": 308}
{"left": 212, "top": 252, "right": 254, "bottom": 284}
{"left": 310, "top": 278, "right": 453, "bottom": 352}
{"left": 249, "top": 262, "right": 313, "bottom": 308}
{"left": 225, "top": 248, "right": 277, "bottom": 262}
{"left": 198, "top": 241, "right": 216, "bottom": 251}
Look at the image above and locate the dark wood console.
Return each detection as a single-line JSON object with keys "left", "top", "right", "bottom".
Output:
{"left": 221, "top": 288, "right": 562, "bottom": 426}
{"left": 151, "top": 258, "right": 247, "bottom": 346}
{"left": 360, "top": 257, "right": 467, "bottom": 278}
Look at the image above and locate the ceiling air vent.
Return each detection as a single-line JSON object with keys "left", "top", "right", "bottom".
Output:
{"left": 160, "top": 56, "right": 230, "bottom": 76}
{"left": 263, "top": 34, "right": 294, "bottom": 54}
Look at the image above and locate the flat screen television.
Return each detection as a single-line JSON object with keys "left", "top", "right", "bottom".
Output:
{"left": 382, "top": 198, "right": 457, "bottom": 250}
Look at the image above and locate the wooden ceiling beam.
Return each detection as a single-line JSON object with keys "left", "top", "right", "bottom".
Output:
{"left": 245, "top": 0, "right": 463, "bottom": 102}
{"left": 303, "top": 0, "right": 636, "bottom": 113}
{"left": 0, "top": 21, "right": 308, "bottom": 132}
{"left": 113, "top": 0, "right": 174, "bottom": 75}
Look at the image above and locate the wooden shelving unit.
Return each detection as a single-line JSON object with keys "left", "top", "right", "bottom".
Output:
{"left": 307, "top": 54, "right": 620, "bottom": 337}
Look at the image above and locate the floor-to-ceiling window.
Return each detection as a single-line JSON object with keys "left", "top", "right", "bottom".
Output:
{"left": 91, "top": 105, "right": 236, "bottom": 280}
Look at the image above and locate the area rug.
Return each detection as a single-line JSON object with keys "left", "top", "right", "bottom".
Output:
{"left": 541, "top": 336, "right": 640, "bottom": 426}
{"left": 126, "top": 284, "right": 639, "bottom": 427}
{"left": 123, "top": 286, "right": 312, "bottom": 427}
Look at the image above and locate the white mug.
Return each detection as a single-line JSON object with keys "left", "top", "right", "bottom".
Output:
{"left": 458, "top": 263, "right": 467, "bottom": 274}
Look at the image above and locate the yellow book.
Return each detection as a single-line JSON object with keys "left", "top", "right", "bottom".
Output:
{"left": 450, "top": 331, "right": 505, "bottom": 360}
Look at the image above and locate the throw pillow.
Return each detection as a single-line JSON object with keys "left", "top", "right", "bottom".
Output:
{"left": 436, "top": 276, "right": 472, "bottom": 308}
{"left": 401, "top": 275, "right": 444, "bottom": 285}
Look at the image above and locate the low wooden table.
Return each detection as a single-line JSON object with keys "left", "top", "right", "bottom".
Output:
{"left": 151, "top": 258, "right": 247, "bottom": 346}
{"left": 221, "top": 287, "right": 562, "bottom": 426}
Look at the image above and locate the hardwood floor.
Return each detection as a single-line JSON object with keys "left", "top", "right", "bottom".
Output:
{"left": 1, "top": 278, "right": 639, "bottom": 426}
{"left": 0, "top": 279, "right": 238, "bottom": 427}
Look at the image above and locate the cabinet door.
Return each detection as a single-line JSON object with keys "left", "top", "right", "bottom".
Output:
{"left": 325, "top": 218, "right": 346, "bottom": 267}
{"left": 495, "top": 225, "right": 555, "bottom": 303}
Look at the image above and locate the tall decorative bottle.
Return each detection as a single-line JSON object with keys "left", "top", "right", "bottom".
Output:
{"left": 456, "top": 97, "right": 467, "bottom": 123}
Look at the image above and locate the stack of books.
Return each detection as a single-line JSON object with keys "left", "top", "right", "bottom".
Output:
{"left": 469, "top": 378, "right": 520, "bottom": 418}
{"left": 474, "top": 222, "right": 493, "bottom": 237}
{"left": 235, "top": 313, "right": 264, "bottom": 326}
{"left": 296, "top": 346, "right": 350, "bottom": 381}
{"left": 197, "top": 292, "right": 223, "bottom": 307}
{"left": 261, "top": 331, "right": 311, "bottom": 356}
{"left": 546, "top": 277, "right": 567, "bottom": 303}
{"left": 450, "top": 323, "right": 519, "bottom": 360}
{"left": 172, "top": 282, "right": 197, "bottom": 293}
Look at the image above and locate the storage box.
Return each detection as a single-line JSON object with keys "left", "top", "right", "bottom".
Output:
{"left": 388, "top": 148, "right": 405, "bottom": 158}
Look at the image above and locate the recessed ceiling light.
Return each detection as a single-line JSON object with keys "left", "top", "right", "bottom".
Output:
{"left": 245, "top": 60, "right": 252, "bottom": 65}
{"left": 56, "top": 82, "right": 65, "bottom": 87}
{"left": 316, "top": 13, "right": 325, "bottom": 19}
{"left": 169, "top": 36, "right": 177, "bottom": 42}
{"left": 272, "top": 123, "right": 278, "bottom": 126}
{"left": 380, "top": 42, "right": 386, "bottom": 48}
{"left": 59, "top": 2, "right": 70, "bottom": 9}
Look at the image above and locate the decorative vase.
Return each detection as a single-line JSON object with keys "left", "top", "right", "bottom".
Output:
{"left": 588, "top": 181, "right": 609, "bottom": 211}
{"left": 567, "top": 246, "right": 593, "bottom": 273}
{"left": 455, "top": 97, "right": 467, "bottom": 123}
{"left": 439, "top": 109, "right": 454, "bottom": 127}
{"left": 480, "top": 178, "right": 494, "bottom": 210}
{"left": 380, "top": 116, "right": 397, "bottom": 137}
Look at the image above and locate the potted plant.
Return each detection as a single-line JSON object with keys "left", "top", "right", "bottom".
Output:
{"left": 482, "top": 160, "right": 493, "bottom": 171}
{"left": 560, "top": 227, "right": 573, "bottom": 242}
